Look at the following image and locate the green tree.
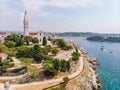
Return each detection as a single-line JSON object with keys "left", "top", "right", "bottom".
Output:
{"left": 63, "top": 77, "right": 70, "bottom": 87}
{"left": 57, "top": 39, "right": 66, "bottom": 49}
{"left": 17, "top": 38, "right": 24, "bottom": 46}
{"left": 28, "top": 65, "right": 39, "bottom": 78}
{"left": 32, "top": 38, "right": 39, "bottom": 43}
{"left": 0, "top": 43, "right": 8, "bottom": 53}
{"left": 42, "top": 48, "right": 48, "bottom": 55}
{"left": 33, "top": 44, "right": 45, "bottom": 62}
{"left": 17, "top": 45, "right": 30, "bottom": 57}
{"left": 5, "top": 34, "right": 19, "bottom": 42}
{"left": 5, "top": 34, "right": 25, "bottom": 47}
{"left": 24, "top": 36, "right": 31, "bottom": 45}
{"left": 0, "top": 60, "right": 11, "bottom": 75}
{"left": 45, "top": 45, "right": 51, "bottom": 52}
{"left": 44, "top": 67, "right": 57, "bottom": 76}
{"left": 60, "top": 60, "right": 70, "bottom": 72}
{"left": 52, "top": 59, "right": 61, "bottom": 72}
{"left": 52, "top": 48, "right": 59, "bottom": 55}
{"left": 72, "top": 52, "right": 80, "bottom": 61}
{"left": 6, "top": 48, "right": 16, "bottom": 56}
{"left": 63, "top": 77, "right": 70, "bottom": 83}
{"left": 5, "top": 41, "right": 16, "bottom": 48}
{"left": 43, "top": 37, "right": 47, "bottom": 46}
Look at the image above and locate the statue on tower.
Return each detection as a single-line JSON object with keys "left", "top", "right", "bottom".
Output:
{"left": 23, "top": 11, "right": 29, "bottom": 36}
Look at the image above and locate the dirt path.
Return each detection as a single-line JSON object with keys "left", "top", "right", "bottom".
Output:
{"left": 0, "top": 50, "right": 84, "bottom": 90}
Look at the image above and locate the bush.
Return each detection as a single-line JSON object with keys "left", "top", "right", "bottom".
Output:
{"left": 17, "top": 45, "right": 30, "bottom": 57}
{"left": 44, "top": 67, "right": 57, "bottom": 76}
{"left": 0, "top": 43, "right": 8, "bottom": 53}
{"left": 27, "top": 65, "right": 39, "bottom": 78}
{"left": 72, "top": 52, "right": 80, "bottom": 61}
{"left": 63, "top": 77, "right": 70, "bottom": 83}
{"left": 43, "top": 59, "right": 70, "bottom": 76}
{"left": 52, "top": 48, "right": 59, "bottom": 55}
{"left": 32, "top": 38, "right": 39, "bottom": 43}
{"left": 5, "top": 41, "right": 16, "bottom": 48}
{"left": 65, "top": 45, "right": 73, "bottom": 50}
{"left": 10, "top": 66, "right": 27, "bottom": 73}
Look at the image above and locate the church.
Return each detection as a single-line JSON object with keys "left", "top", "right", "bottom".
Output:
{"left": 23, "top": 11, "right": 50, "bottom": 44}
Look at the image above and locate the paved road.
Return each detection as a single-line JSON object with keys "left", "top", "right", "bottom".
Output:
{"left": 54, "top": 49, "right": 75, "bottom": 60}
{"left": 0, "top": 50, "right": 84, "bottom": 90}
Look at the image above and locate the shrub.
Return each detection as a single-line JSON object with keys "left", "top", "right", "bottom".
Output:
{"left": 5, "top": 41, "right": 16, "bottom": 48}
{"left": 32, "top": 38, "right": 39, "bottom": 43}
{"left": 10, "top": 66, "right": 27, "bottom": 73}
{"left": 44, "top": 67, "right": 57, "bottom": 76}
{"left": 52, "top": 48, "right": 59, "bottom": 55}
{"left": 28, "top": 65, "right": 39, "bottom": 78}
{"left": 63, "top": 77, "right": 70, "bottom": 83}
{"left": 72, "top": 52, "right": 80, "bottom": 61}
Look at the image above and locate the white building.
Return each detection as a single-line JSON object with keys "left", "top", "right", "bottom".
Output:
{"left": 0, "top": 53, "right": 8, "bottom": 62}
{"left": 0, "top": 33, "right": 9, "bottom": 43}
{"left": 29, "top": 31, "right": 49, "bottom": 44}
{"left": 23, "top": 11, "right": 54, "bottom": 44}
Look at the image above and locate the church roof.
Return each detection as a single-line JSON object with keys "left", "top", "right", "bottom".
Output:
{"left": 29, "top": 32, "right": 38, "bottom": 35}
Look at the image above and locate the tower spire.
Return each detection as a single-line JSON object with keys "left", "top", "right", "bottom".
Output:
{"left": 23, "top": 11, "right": 29, "bottom": 36}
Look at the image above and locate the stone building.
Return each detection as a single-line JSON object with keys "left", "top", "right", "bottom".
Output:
{"left": 23, "top": 11, "right": 53, "bottom": 44}
{"left": 23, "top": 11, "right": 29, "bottom": 36}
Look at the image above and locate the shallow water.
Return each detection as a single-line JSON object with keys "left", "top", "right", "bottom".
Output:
{"left": 63, "top": 36, "right": 120, "bottom": 90}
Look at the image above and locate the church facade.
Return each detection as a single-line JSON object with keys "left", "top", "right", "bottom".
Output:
{"left": 23, "top": 11, "right": 51, "bottom": 44}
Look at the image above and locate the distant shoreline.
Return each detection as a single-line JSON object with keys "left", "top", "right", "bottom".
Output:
{"left": 87, "top": 36, "right": 120, "bottom": 42}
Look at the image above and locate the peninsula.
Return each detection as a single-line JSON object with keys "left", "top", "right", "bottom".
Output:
{"left": 0, "top": 11, "right": 100, "bottom": 90}
{"left": 87, "top": 36, "right": 120, "bottom": 42}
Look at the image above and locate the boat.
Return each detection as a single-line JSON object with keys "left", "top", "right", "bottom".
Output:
{"left": 101, "top": 45, "right": 104, "bottom": 50}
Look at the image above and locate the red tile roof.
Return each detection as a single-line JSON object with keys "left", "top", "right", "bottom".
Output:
{"left": 0, "top": 53, "right": 8, "bottom": 57}
{"left": 29, "top": 32, "right": 38, "bottom": 35}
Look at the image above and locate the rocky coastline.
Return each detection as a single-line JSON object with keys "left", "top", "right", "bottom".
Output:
{"left": 65, "top": 44, "right": 101, "bottom": 90}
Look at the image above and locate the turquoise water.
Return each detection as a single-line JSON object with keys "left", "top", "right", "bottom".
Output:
{"left": 63, "top": 36, "right": 120, "bottom": 90}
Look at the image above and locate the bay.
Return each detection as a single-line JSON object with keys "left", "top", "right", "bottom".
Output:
{"left": 63, "top": 36, "right": 120, "bottom": 90}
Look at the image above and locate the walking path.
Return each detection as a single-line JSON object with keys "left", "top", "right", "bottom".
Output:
{"left": 0, "top": 73, "right": 28, "bottom": 81}
{"left": 0, "top": 50, "right": 84, "bottom": 90}
{"left": 12, "top": 57, "right": 21, "bottom": 64}
{"left": 54, "top": 49, "right": 75, "bottom": 60}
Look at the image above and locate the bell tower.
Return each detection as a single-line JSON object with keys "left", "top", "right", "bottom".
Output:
{"left": 23, "top": 11, "right": 29, "bottom": 36}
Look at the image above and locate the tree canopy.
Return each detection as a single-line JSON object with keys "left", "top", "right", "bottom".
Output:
{"left": 5, "top": 41, "right": 16, "bottom": 48}
{"left": 32, "top": 38, "right": 39, "bottom": 43}
{"left": 43, "top": 37, "right": 47, "bottom": 46}
{"left": 44, "top": 59, "right": 70, "bottom": 76}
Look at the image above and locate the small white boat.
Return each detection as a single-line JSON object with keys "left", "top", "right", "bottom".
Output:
{"left": 101, "top": 45, "right": 104, "bottom": 50}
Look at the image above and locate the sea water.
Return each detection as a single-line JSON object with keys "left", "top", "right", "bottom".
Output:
{"left": 63, "top": 36, "right": 120, "bottom": 90}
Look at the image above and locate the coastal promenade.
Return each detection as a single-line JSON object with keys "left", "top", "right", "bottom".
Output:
{"left": 0, "top": 49, "right": 84, "bottom": 90}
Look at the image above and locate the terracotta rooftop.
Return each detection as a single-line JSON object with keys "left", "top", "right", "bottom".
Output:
{"left": 29, "top": 32, "right": 38, "bottom": 35}
{"left": 0, "top": 53, "right": 8, "bottom": 57}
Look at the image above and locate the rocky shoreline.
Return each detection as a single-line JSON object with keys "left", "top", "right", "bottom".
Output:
{"left": 88, "top": 57, "right": 101, "bottom": 90}
{"left": 65, "top": 46, "right": 101, "bottom": 90}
